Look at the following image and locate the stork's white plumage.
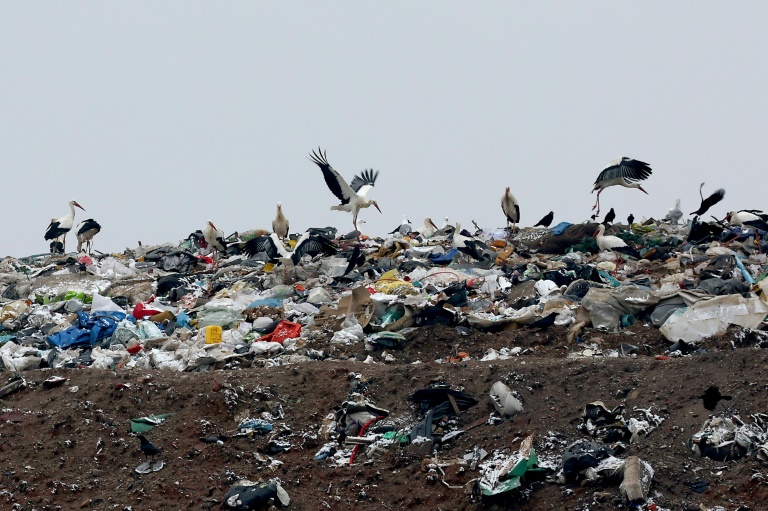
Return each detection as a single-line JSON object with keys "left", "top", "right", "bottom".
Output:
{"left": 76, "top": 219, "right": 102, "bottom": 254}
{"left": 593, "top": 224, "right": 628, "bottom": 251}
{"left": 726, "top": 210, "right": 768, "bottom": 227}
{"left": 203, "top": 220, "right": 227, "bottom": 259}
{"left": 591, "top": 157, "right": 652, "bottom": 214}
{"left": 501, "top": 187, "right": 520, "bottom": 228}
{"left": 421, "top": 217, "right": 439, "bottom": 238}
{"left": 309, "top": 148, "right": 381, "bottom": 236}
{"left": 44, "top": 200, "right": 85, "bottom": 253}
{"left": 452, "top": 222, "right": 468, "bottom": 251}
{"left": 243, "top": 231, "right": 338, "bottom": 265}
{"left": 272, "top": 202, "right": 289, "bottom": 239}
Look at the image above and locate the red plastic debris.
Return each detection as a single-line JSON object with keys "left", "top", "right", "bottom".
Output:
{"left": 655, "top": 355, "right": 672, "bottom": 361}
{"left": 258, "top": 320, "right": 302, "bottom": 344}
{"left": 132, "top": 301, "right": 164, "bottom": 319}
{"left": 126, "top": 345, "right": 143, "bottom": 355}
{"left": 77, "top": 255, "right": 93, "bottom": 266}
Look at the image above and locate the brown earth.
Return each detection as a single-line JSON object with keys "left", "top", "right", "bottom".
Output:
{"left": 1, "top": 324, "right": 767, "bottom": 511}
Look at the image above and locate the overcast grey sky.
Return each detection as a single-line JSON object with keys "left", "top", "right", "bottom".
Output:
{"left": 2, "top": 2, "right": 767, "bottom": 257}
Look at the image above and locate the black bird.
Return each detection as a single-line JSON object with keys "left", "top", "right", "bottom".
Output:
{"left": 690, "top": 183, "right": 725, "bottom": 216}
{"left": 76, "top": 219, "right": 102, "bottom": 254}
{"left": 342, "top": 245, "right": 366, "bottom": 275}
{"left": 627, "top": 213, "right": 635, "bottom": 226}
{"left": 602, "top": 208, "right": 616, "bottom": 226}
{"left": 534, "top": 211, "right": 554, "bottom": 228}
{"left": 137, "top": 434, "right": 162, "bottom": 460}
{"left": 700, "top": 386, "right": 732, "bottom": 411}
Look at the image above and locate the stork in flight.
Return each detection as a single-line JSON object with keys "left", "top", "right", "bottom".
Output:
{"left": 591, "top": 157, "right": 652, "bottom": 215}
{"left": 203, "top": 220, "right": 227, "bottom": 260}
{"left": 308, "top": 148, "right": 381, "bottom": 236}
{"left": 272, "top": 202, "right": 289, "bottom": 239}
{"left": 501, "top": 187, "right": 520, "bottom": 229}
{"left": 76, "top": 219, "right": 101, "bottom": 254}
{"left": 44, "top": 200, "right": 85, "bottom": 254}
{"left": 691, "top": 183, "right": 725, "bottom": 216}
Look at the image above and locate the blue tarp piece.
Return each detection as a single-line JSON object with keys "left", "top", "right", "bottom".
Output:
{"left": 428, "top": 248, "right": 459, "bottom": 265}
{"left": 551, "top": 222, "right": 573, "bottom": 235}
{"left": 47, "top": 311, "right": 130, "bottom": 349}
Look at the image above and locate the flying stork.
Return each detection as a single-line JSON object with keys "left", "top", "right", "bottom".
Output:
{"left": 44, "top": 200, "right": 85, "bottom": 253}
{"left": 76, "top": 219, "right": 101, "bottom": 254}
{"left": 308, "top": 148, "right": 381, "bottom": 236}
{"left": 690, "top": 183, "right": 725, "bottom": 216}
{"left": 203, "top": 220, "right": 227, "bottom": 260}
{"left": 272, "top": 202, "right": 289, "bottom": 239}
{"left": 501, "top": 187, "right": 520, "bottom": 229}
{"left": 591, "top": 157, "right": 652, "bottom": 215}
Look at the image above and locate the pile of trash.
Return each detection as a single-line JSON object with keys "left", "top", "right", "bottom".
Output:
{"left": 3, "top": 218, "right": 768, "bottom": 507}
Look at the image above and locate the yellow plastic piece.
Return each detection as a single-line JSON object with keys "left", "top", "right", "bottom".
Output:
{"left": 204, "top": 325, "right": 223, "bottom": 344}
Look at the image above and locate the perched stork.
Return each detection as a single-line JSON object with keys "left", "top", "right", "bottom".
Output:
{"left": 691, "top": 183, "right": 725, "bottom": 216}
{"left": 76, "top": 219, "right": 101, "bottom": 254}
{"left": 203, "top": 220, "right": 227, "bottom": 259}
{"left": 44, "top": 200, "right": 85, "bottom": 253}
{"left": 726, "top": 210, "right": 768, "bottom": 253}
{"left": 243, "top": 231, "right": 337, "bottom": 265}
{"left": 591, "top": 157, "right": 652, "bottom": 214}
{"left": 534, "top": 211, "right": 554, "bottom": 228}
{"left": 602, "top": 207, "right": 616, "bottom": 226}
{"left": 501, "top": 187, "right": 520, "bottom": 229}
{"left": 663, "top": 199, "right": 683, "bottom": 224}
{"left": 389, "top": 216, "right": 412, "bottom": 236}
{"left": 308, "top": 148, "right": 381, "bottom": 236}
{"left": 272, "top": 202, "right": 289, "bottom": 239}
{"left": 421, "top": 217, "right": 439, "bottom": 238}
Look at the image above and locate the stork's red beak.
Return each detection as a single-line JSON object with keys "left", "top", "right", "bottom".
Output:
{"left": 429, "top": 219, "right": 438, "bottom": 230}
{"left": 638, "top": 186, "right": 648, "bottom": 195}
{"left": 374, "top": 203, "right": 382, "bottom": 214}
{"left": 75, "top": 202, "right": 85, "bottom": 211}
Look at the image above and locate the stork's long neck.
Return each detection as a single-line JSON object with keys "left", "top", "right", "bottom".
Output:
{"left": 69, "top": 202, "right": 76, "bottom": 219}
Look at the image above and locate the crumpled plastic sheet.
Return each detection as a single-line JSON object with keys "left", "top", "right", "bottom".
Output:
{"left": 582, "top": 287, "right": 660, "bottom": 331}
{"left": 660, "top": 294, "right": 768, "bottom": 344}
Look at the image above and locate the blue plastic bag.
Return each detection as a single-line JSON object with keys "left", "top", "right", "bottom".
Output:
{"left": 47, "top": 311, "right": 129, "bottom": 349}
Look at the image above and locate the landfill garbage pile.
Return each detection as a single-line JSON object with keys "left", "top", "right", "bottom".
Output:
{"left": 2, "top": 219, "right": 768, "bottom": 510}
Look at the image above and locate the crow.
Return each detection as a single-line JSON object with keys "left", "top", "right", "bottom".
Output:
{"left": 602, "top": 207, "right": 616, "bottom": 226}
{"left": 627, "top": 213, "right": 635, "bottom": 226}
{"left": 534, "top": 211, "right": 554, "bottom": 228}
{"left": 701, "top": 386, "right": 732, "bottom": 411}
{"left": 137, "top": 434, "right": 162, "bottom": 461}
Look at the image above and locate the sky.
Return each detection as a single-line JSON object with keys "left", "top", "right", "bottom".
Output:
{"left": 2, "top": 2, "right": 767, "bottom": 257}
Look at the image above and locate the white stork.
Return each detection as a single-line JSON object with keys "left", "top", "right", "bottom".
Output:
{"left": 308, "top": 148, "right": 381, "bottom": 235}
{"left": 421, "top": 217, "right": 439, "bottom": 238}
{"left": 272, "top": 202, "right": 289, "bottom": 239}
{"left": 243, "top": 231, "right": 338, "bottom": 265}
{"left": 726, "top": 210, "right": 768, "bottom": 253}
{"left": 203, "top": 220, "right": 227, "bottom": 259}
{"left": 501, "top": 187, "right": 520, "bottom": 229}
{"left": 76, "top": 219, "right": 102, "bottom": 254}
{"left": 44, "top": 200, "right": 85, "bottom": 253}
{"left": 691, "top": 183, "right": 725, "bottom": 216}
{"left": 593, "top": 224, "right": 629, "bottom": 251}
{"left": 591, "top": 157, "right": 652, "bottom": 214}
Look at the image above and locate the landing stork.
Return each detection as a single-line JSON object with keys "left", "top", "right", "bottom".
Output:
{"left": 76, "top": 219, "right": 101, "bottom": 254}
{"left": 591, "top": 157, "right": 652, "bottom": 215}
{"left": 44, "top": 200, "right": 85, "bottom": 253}
{"left": 690, "top": 183, "right": 725, "bottom": 216}
{"left": 272, "top": 202, "right": 289, "bottom": 239}
{"left": 308, "top": 148, "right": 381, "bottom": 236}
